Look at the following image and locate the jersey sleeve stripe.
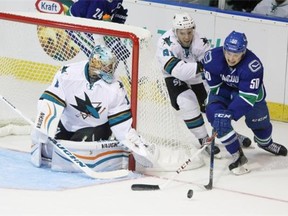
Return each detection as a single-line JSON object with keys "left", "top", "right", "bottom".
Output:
{"left": 164, "top": 57, "right": 181, "bottom": 74}
{"left": 108, "top": 109, "right": 132, "bottom": 127}
{"left": 40, "top": 90, "right": 66, "bottom": 107}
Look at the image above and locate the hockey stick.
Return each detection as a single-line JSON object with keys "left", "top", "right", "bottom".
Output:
{"left": 131, "top": 133, "right": 217, "bottom": 191}
{"left": 0, "top": 95, "right": 130, "bottom": 179}
{"left": 204, "top": 131, "right": 216, "bottom": 190}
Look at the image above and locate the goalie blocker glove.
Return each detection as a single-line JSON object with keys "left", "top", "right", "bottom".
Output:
{"left": 121, "top": 128, "right": 159, "bottom": 167}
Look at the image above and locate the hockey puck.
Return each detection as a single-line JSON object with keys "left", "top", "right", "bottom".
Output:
{"left": 187, "top": 189, "right": 193, "bottom": 199}
{"left": 242, "top": 138, "right": 252, "bottom": 148}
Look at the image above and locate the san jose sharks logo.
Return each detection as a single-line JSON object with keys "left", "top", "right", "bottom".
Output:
{"left": 163, "top": 36, "right": 172, "bottom": 46}
{"left": 72, "top": 93, "right": 104, "bottom": 119}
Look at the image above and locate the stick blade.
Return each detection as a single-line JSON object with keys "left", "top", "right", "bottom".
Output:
{"left": 131, "top": 184, "right": 160, "bottom": 191}
{"left": 204, "top": 183, "right": 213, "bottom": 190}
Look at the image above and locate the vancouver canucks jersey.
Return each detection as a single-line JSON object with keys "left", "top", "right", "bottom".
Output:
{"left": 203, "top": 47, "right": 266, "bottom": 120}
{"left": 156, "top": 29, "right": 210, "bottom": 85}
{"left": 40, "top": 60, "right": 132, "bottom": 141}
{"left": 70, "top": 0, "right": 123, "bottom": 19}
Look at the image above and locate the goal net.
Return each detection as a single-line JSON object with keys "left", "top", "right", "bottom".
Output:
{"left": 0, "top": 12, "right": 204, "bottom": 172}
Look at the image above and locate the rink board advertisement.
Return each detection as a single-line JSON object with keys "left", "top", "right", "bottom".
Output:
{"left": 0, "top": 0, "right": 287, "bottom": 121}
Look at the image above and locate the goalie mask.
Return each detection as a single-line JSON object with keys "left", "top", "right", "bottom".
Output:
{"left": 89, "top": 45, "right": 117, "bottom": 84}
{"left": 172, "top": 13, "right": 196, "bottom": 48}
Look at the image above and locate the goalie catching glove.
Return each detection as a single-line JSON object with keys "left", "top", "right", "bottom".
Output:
{"left": 121, "top": 128, "right": 159, "bottom": 168}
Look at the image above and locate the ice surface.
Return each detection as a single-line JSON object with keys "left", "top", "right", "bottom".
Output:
{"left": 0, "top": 119, "right": 287, "bottom": 215}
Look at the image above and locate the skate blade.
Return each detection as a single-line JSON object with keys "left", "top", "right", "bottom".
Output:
{"left": 231, "top": 165, "right": 251, "bottom": 175}
{"left": 214, "top": 153, "right": 222, "bottom": 159}
{"left": 243, "top": 144, "right": 256, "bottom": 149}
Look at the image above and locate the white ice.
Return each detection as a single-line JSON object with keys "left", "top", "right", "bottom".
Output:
{"left": 0, "top": 118, "right": 287, "bottom": 216}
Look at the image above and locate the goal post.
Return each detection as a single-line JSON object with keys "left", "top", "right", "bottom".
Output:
{"left": 0, "top": 11, "right": 204, "bottom": 172}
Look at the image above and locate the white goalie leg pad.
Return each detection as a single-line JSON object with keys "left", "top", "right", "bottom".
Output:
{"left": 30, "top": 128, "right": 51, "bottom": 167}
{"left": 50, "top": 139, "right": 129, "bottom": 172}
{"left": 30, "top": 99, "right": 64, "bottom": 167}
{"left": 34, "top": 99, "right": 64, "bottom": 137}
{"left": 121, "top": 128, "right": 159, "bottom": 168}
{"left": 30, "top": 142, "right": 42, "bottom": 167}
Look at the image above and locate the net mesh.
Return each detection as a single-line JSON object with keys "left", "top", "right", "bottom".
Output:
{"left": 0, "top": 12, "right": 203, "bottom": 171}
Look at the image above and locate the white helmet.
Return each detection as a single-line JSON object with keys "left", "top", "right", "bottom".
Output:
{"left": 89, "top": 45, "right": 116, "bottom": 84}
{"left": 172, "top": 13, "right": 196, "bottom": 31}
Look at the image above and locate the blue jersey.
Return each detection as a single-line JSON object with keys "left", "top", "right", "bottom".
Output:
{"left": 202, "top": 47, "right": 266, "bottom": 120}
{"left": 70, "top": 0, "right": 123, "bottom": 20}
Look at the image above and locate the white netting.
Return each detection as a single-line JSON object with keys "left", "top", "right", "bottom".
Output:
{"left": 0, "top": 12, "right": 203, "bottom": 171}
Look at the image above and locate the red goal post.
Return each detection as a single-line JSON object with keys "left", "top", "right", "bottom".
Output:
{"left": 0, "top": 12, "right": 204, "bottom": 172}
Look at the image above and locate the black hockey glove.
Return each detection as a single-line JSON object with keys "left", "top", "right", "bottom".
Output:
{"left": 196, "top": 61, "right": 204, "bottom": 74}
{"left": 112, "top": 5, "right": 128, "bottom": 24}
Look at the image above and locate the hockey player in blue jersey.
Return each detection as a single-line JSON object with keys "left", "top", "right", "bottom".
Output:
{"left": 67, "top": 0, "right": 130, "bottom": 60}
{"left": 202, "top": 31, "right": 287, "bottom": 175}
{"left": 156, "top": 13, "right": 251, "bottom": 159}
{"left": 69, "top": 0, "right": 128, "bottom": 24}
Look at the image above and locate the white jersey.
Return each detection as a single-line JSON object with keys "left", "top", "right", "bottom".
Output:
{"left": 42, "top": 60, "right": 132, "bottom": 141}
{"left": 252, "top": 0, "right": 288, "bottom": 18}
{"left": 156, "top": 29, "right": 210, "bottom": 85}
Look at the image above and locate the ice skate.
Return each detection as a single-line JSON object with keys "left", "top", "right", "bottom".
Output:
{"left": 237, "top": 133, "right": 252, "bottom": 148}
{"left": 229, "top": 147, "right": 250, "bottom": 175}
{"left": 258, "top": 142, "right": 287, "bottom": 156}
{"left": 200, "top": 136, "right": 222, "bottom": 159}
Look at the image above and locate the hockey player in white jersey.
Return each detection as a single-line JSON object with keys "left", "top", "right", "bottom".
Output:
{"left": 31, "top": 45, "right": 157, "bottom": 172}
{"left": 156, "top": 13, "right": 250, "bottom": 157}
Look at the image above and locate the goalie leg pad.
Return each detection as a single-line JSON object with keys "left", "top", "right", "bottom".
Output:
{"left": 50, "top": 140, "right": 129, "bottom": 172}
{"left": 30, "top": 142, "right": 42, "bottom": 167}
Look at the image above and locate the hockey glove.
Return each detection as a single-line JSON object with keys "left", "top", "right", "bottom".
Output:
{"left": 104, "top": 36, "right": 130, "bottom": 61}
{"left": 196, "top": 61, "right": 204, "bottom": 74}
{"left": 122, "top": 128, "right": 159, "bottom": 167}
{"left": 112, "top": 5, "right": 128, "bottom": 24}
{"left": 212, "top": 110, "right": 233, "bottom": 138}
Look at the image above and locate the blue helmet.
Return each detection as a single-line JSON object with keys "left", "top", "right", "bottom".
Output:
{"left": 223, "top": 31, "right": 247, "bottom": 53}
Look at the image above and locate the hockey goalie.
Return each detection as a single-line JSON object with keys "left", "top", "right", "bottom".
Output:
{"left": 31, "top": 44, "right": 158, "bottom": 173}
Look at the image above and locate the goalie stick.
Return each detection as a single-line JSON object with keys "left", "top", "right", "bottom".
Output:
{"left": 0, "top": 95, "right": 130, "bottom": 180}
{"left": 131, "top": 133, "right": 217, "bottom": 191}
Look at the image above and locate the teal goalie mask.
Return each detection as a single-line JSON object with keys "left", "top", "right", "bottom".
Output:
{"left": 89, "top": 45, "right": 117, "bottom": 84}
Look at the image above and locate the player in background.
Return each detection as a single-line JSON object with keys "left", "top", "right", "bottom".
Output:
{"left": 156, "top": 13, "right": 251, "bottom": 158}
{"left": 31, "top": 45, "right": 157, "bottom": 172}
{"left": 251, "top": 0, "right": 288, "bottom": 18}
{"left": 202, "top": 31, "right": 287, "bottom": 175}
{"left": 66, "top": 0, "right": 130, "bottom": 61}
